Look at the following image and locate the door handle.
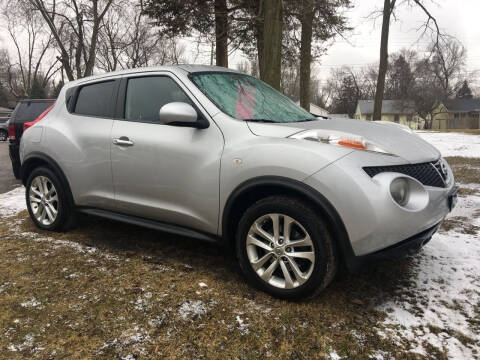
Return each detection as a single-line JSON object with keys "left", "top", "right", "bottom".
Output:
{"left": 113, "top": 137, "right": 134, "bottom": 147}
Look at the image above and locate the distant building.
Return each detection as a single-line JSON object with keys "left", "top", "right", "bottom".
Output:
{"left": 295, "top": 101, "right": 329, "bottom": 117}
{"left": 431, "top": 99, "right": 480, "bottom": 130}
{"left": 354, "top": 100, "right": 424, "bottom": 129}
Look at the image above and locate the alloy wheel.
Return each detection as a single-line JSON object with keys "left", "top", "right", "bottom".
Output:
{"left": 29, "top": 176, "right": 59, "bottom": 226}
{"left": 246, "top": 213, "right": 315, "bottom": 289}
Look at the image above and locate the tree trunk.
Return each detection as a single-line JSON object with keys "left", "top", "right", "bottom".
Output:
{"left": 262, "top": 0, "right": 283, "bottom": 90}
{"left": 214, "top": 0, "right": 229, "bottom": 67}
{"left": 256, "top": 21, "right": 265, "bottom": 79}
{"left": 255, "top": 0, "right": 265, "bottom": 79}
{"left": 299, "top": 0, "right": 314, "bottom": 111}
{"left": 373, "top": 0, "right": 394, "bottom": 120}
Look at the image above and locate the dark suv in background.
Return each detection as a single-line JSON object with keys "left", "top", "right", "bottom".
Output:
{"left": 8, "top": 99, "right": 54, "bottom": 178}
{"left": 0, "top": 106, "right": 12, "bottom": 141}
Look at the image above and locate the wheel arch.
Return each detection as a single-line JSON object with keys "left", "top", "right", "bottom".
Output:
{"left": 21, "top": 152, "right": 75, "bottom": 207}
{"left": 221, "top": 176, "right": 354, "bottom": 263}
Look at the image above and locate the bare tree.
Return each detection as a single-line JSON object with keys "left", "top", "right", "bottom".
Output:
{"left": 1, "top": 0, "right": 60, "bottom": 97}
{"left": 373, "top": 0, "right": 442, "bottom": 120}
{"left": 96, "top": 1, "right": 186, "bottom": 72}
{"left": 411, "top": 57, "right": 444, "bottom": 129}
{"left": 429, "top": 38, "right": 466, "bottom": 100}
{"left": 28, "top": 0, "right": 115, "bottom": 80}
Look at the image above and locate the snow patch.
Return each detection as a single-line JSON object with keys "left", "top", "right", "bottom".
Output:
{"left": 235, "top": 315, "right": 250, "bottom": 335}
{"left": 416, "top": 131, "right": 480, "bottom": 158}
{"left": 378, "top": 194, "right": 480, "bottom": 358}
{"left": 0, "top": 187, "right": 26, "bottom": 217}
{"left": 178, "top": 300, "right": 207, "bottom": 321}
{"left": 20, "top": 298, "right": 42, "bottom": 309}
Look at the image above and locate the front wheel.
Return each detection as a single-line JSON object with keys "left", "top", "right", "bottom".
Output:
{"left": 26, "top": 167, "right": 75, "bottom": 231}
{"left": 235, "top": 196, "right": 337, "bottom": 299}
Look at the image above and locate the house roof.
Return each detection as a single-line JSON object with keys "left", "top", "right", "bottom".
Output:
{"left": 294, "top": 101, "right": 329, "bottom": 116}
{"left": 444, "top": 99, "right": 480, "bottom": 112}
{"left": 357, "top": 100, "right": 416, "bottom": 115}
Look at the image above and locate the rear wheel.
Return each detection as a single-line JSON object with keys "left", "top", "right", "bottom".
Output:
{"left": 0, "top": 129, "right": 7, "bottom": 141}
{"left": 26, "top": 167, "right": 75, "bottom": 231}
{"left": 235, "top": 196, "right": 337, "bottom": 299}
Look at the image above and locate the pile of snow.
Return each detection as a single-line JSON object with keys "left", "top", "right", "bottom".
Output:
{"left": 0, "top": 187, "right": 26, "bottom": 217}
{"left": 378, "top": 193, "right": 480, "bottom": 358}
{"left": 178, "top": 300, "right": 207, "bottom": 321}
{"left": 416, "top": 131, "right": 480, "bottom": 158}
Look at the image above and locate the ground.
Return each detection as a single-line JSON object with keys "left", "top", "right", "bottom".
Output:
{"left": 0, "top": 132, "right": 479, "bottom": 359}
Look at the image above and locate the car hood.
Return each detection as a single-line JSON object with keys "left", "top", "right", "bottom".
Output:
{"left": 246, "top": 118, "right": 440, "bottom": 163}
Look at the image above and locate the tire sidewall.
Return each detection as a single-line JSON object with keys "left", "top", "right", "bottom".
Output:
{"left": 235, "top": 197, "right": 333, "bottom": 300}
{"left": 26, "top": 167, "right": 68, "bottom": 231}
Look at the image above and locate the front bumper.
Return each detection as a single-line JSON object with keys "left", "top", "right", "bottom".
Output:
{"left": 346, "top": 222, "right": 440, "bottom": 271}
{"left": 304, "top": 151, "right": 455, "bottom": 268}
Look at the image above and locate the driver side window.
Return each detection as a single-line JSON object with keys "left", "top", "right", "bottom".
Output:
{"left": 124, "top": 76, "right": 193, "bottom": 123}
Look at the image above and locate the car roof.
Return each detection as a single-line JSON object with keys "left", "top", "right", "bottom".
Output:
{"left": 65, "top": 65, "right": 243, "bottom": 89}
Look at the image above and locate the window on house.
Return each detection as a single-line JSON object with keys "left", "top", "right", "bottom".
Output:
{"left": 454, "top": 113, "right": 460, "bottom": 119}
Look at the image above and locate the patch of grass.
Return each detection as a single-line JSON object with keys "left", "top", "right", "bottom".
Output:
{"left": 441, "top": 216, "right": 479, "bottom": 235}
{"left": 445, "top": 157, "right": 480, "bottom": 185}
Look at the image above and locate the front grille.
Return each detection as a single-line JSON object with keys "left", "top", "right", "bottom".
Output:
{"left": 363, "top": 160, "right": 447, "bottom": 188}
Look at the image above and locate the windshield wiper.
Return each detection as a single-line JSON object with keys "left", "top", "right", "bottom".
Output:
{"left": 244, "top": 118, "right": 278, "bottom": 123}
{"left": 296, "top": 118, "right": 317, "bottom": 122}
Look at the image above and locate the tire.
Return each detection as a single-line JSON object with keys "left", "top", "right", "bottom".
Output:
{"left": 235, "top": 196, "right": 337, "bottom": 300}
{"left": 0, "top": 129, "right": 7, "bottom": 142}
{"left": 25, "top": 166, "right": 76, "bottom": 231}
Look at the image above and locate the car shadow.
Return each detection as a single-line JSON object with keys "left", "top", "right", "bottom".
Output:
{"left": 20, "top": 212, "right": 419, "bottom": 307}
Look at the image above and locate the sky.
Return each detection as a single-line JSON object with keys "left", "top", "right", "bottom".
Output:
{"left": 308, "top": 0, "right": 480, "bottom": 84}
{"left": 319, "top": 1, "right": 479, "bottom": 71}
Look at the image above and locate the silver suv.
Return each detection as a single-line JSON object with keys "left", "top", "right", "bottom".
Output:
{"left": 20, "top": 66, "right": 457, "bottom": 299}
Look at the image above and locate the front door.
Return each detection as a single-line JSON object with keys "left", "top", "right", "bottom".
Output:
{"left": 110, "top": 74, "right": 224, "bottom": 234}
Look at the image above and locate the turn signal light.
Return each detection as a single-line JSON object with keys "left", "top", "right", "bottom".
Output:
{"left": 338, "top": 139, "right": 367, "bottom": 150}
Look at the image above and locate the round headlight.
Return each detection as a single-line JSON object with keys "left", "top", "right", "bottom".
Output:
{"left": 390, "top": 178, "right": 410, "bottom": 206}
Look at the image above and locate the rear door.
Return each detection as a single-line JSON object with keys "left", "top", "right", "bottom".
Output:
{"left": 59, "top": 79, "right": 118, "bottom": 209}
{"left": 110, "top": 72, "right": 224, "bottom": 234}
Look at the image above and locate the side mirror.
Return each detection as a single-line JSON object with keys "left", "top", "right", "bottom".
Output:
{"left": 159, "top": 102, "right": 198, "bottom": 126}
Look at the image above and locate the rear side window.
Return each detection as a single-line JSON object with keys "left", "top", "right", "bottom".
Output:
{"left": 74, "top": 81, "right": 115, "bottom": 117}
{"left": 124, "top": 76, "right": 193, "bottom": 123}
{"left": 12, "top": 102, "right": 53, "bottom": 123}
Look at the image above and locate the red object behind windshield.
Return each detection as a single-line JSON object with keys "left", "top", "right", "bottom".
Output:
{"left": 235, "top": 86, "right": 255, "bottom": 119}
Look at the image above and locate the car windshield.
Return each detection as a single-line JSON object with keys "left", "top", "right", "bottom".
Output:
{"left": 190, "top": 72, "right": 316, "bottom": 123}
